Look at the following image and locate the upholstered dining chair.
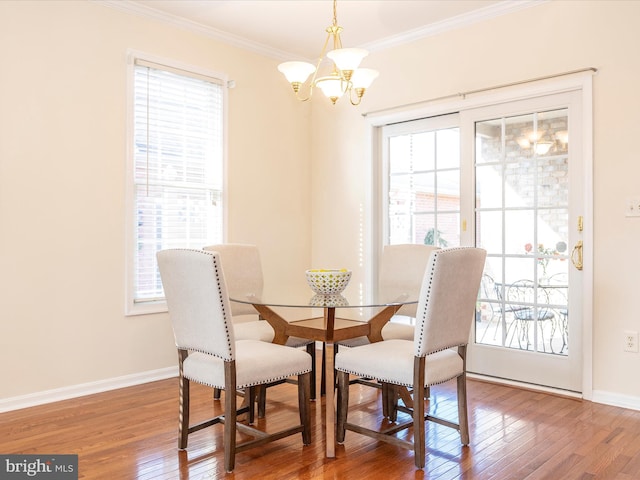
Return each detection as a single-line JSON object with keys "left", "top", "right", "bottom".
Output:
{"left": 330, "top": 244, "right": 438, "bottom": 400}
{"left": 335, "top": 247, "right": 486, "bottom": 469}
{"left": 157, "top": 248, "right": 312, "bottom": 473}
{"left": 337, "top": 244, "right": 439, "bottom": 348}
{"left": 203, "top": 244, "right": 317, "bottom": 408}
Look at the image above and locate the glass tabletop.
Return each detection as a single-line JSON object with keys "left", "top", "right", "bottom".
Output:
{"left": 229, "top": 288, "right": 419, "bottom": 309}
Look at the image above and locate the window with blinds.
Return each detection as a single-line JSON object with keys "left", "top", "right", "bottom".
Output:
{"left": 127, "top": 57, "right": 225, "bottom": 314}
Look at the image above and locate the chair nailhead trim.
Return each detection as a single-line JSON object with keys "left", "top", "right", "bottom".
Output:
{"left": 211, "top": 254, "right": 234, "bottom": 361}
{"left": 335, "top": 367, "right": 459, "bottom": 389}
{"left": 417, "top": 247, "right": 474, "bottom": 357}
{"left": 185, "top": 369, "right": 312, "bottom": 390}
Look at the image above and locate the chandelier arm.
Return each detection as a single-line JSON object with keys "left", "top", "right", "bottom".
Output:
{"left": 293, "top": 89, "right": 312, "bottom": 102}
{"left": 349, "top": 88, "right": 362, "bottom": 106}
{"left": 308, "top": 31, "right": 334, "bottom": 89}
{"left": 293, "top": 31, "right": 333, "bottom": 102}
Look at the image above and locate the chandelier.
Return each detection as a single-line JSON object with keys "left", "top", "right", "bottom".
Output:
{"left": 277, "top": 0, "right": 379, "bottom": 106}
{"left": 517, "top": 130, "right": 569, "bottom": 155}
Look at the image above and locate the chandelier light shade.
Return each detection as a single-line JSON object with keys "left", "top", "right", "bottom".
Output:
{"left": 326, "top": 47, "right": 368, "bottom": 77}
{"left": 277, "top": 62, "right": 316, "bottom": 91}
{"left": 351, "top": 68, "right": 379, "bottom": 91}
{"left": 517, "top": 129, "right": 569, "bottom": 155}
{"left": 277, "top": 0, "right": 379, "bottom": 106}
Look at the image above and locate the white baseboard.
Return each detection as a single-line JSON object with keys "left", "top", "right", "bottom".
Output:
{"left": 591, "top": 390, "right": 640, "bottom": 412}
{"left": 469, "top": 373, "right": 640, "bottom": 412}
{"left": 0, "top": 366, "right": 178, "bottom": 413}
{"left": 467, "top": 373, "right": 583, "bottom": 399}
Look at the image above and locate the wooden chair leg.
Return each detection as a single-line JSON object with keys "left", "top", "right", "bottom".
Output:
{"left": 178, "top": 374, "right": 190, "bottom": 449}
{"left": 382, "top": 382, "right": 398, "bottom": 420}
{"left": 381, "top": 382, "right": 389, "bottom": 418}
{"left": 413, "top": 357, "right": 426, "bottom": 469}
{"left": 298, "top": 371, "right": 312, "bottom": 445}
{"left": 178, "top": 350, "right": 189, "bottom": 450}
{"left": 457, "top": 345, "right": 470, "bottom": 445}
{"left": 224, "top": 361, "right": 237, "bottom": 473}
{"left": 387, "top": 384, "right": 398, "bottom": 422}
{"left": 213, "top": 387, "right": 221, "bottom": 400}
{"left": 306, "top": 343, "right": 317, "bottom": 400}
{"left": 257, "top": 385, "right": 267, "bottom": 419}
{"left": 457, "top": 373, "right": 470, "bottom": 445}
{"left": 336, "top": 371, "right": 349, "bottom": 444}
{"left": 247, "top": 386, "right": 256, "bottom": 425}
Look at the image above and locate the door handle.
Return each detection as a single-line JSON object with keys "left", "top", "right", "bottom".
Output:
{"left": 571, "top": 240, "right": 583, "bottom": 271}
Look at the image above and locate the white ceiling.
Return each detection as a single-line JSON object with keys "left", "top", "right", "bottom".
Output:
{"left": 107, "top": 0, "right": 542, "bottom": 60}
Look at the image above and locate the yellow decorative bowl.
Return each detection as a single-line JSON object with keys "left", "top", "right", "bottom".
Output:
{"left": 305, "top": 269, "right": 352, "bottom": 295}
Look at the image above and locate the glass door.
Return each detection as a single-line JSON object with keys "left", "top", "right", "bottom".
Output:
{"left": 382, "top": 114, "right": 461, "bottom": 248}
{"left": 466, "top": 91, "right": 584, "bottom": 393}
{"left": 378, "top": 89, "right": 586, "bottom": 393}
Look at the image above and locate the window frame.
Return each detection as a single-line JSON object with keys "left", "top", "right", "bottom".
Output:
{"left": 124, "top": 51, "right": 228, "bottom": 316}
{"left": 366, "top": 72, "right": 593, "bottom": 397}
{"left": 381, "top": 113, "right": 461, "bottom": 248}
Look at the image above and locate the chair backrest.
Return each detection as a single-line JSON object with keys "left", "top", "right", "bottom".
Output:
{"left": 203, "top": 244, "right": 264, "bottom": 317}
{"left": 378, "top": 244, "right": 439, "bottom": 317}
{"left": 414, "top": 247, "right": 487, "bottom": 357}
{"left": 157, "top": 249, "right": 235, "bottom": 361}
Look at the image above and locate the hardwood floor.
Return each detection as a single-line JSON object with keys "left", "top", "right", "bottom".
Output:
{"left": 3, "top": 359, "right": 640, "bottom": 479}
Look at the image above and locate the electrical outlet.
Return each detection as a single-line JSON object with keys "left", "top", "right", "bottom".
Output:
{"left": 624, "top": 331, "right": 639, "bottom": 352}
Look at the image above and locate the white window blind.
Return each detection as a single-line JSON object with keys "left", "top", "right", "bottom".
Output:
{"left": 130, "top": 59, "right": 224, "bottom": 310}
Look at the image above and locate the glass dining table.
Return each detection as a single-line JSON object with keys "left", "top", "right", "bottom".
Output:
{"left": 229, "top": 288, "right": 418, "bottom": 458}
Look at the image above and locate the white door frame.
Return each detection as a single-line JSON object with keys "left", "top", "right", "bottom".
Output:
{"left": 365, "top": 72, "right": 593, "bottom": 399}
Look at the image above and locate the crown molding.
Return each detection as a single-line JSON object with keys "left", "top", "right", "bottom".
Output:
{"left": 95, "top": 0, "right": 294, "bottom": 60}
{"left": 95, "top": 0, "right": 547, "bottom": 61}
{"left": 362, "top": 0, "right": 547, "bottom": 53}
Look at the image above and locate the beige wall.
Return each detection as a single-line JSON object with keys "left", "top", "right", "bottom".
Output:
{"left": 2, "top": 0, "right": 640, "bottom": 407}
{"left": 0, "top": 1, "right": 310, "bottom": 399}
{"left": 311, "top": 0, "right": 640, "bottom": 402}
